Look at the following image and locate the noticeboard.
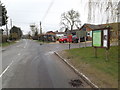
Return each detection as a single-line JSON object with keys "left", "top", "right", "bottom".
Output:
{"left": 93, "top": 30, "right": 102, "bottom": 47}
{"left": 92, "top": 29, "right": 110, "bottom": 49}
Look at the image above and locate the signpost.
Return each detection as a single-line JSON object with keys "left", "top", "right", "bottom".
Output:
{"left": 76, "top": 31, "right": 81, "bottom": 48}
{"left": 92, "top": 27, "right": 110, "bottom": 60}
{"left": 68, "top": 35, "right": 72, "bottom": 50}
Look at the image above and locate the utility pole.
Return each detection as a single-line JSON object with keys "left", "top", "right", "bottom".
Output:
{"left": 5, "top": 14, "right": 8, "bottom": 39}
{"left": 40, "top": 21, "right": 42, "bottom": 34}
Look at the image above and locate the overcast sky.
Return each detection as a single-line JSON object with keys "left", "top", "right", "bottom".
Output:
{"left": 1, "top": 0, "right": 119, "bottom": 34}
{"left": 1, "top": 0, "right": 90, "bottom": 34}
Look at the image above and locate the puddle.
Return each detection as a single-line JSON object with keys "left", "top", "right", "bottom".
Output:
{"left": 69, "top": 79, "right": 83, "bottom": 88}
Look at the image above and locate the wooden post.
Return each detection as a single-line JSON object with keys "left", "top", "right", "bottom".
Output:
{"left": 69, "top": 41, "right": 70, "bottom": 50}
{"left": 79, "top": 36, "right": 80, "bottom": 48}
{"left": 85, "top": 36, "right": 86, "bottom": 48}
{"left": 105, "top": 48, "right": 109, "bottom": 61}
{"left": 95, "top": 47, "right": 97, "bottom": 58}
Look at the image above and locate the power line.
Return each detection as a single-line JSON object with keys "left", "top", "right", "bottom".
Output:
{"left": 41, "top": 0, "right": 55, "bottom": 22}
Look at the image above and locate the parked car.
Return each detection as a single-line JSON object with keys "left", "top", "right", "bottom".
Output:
{"left": 58, "top": 36, "right": 67, "bottom": 43}
{"left": 72, "top": 35, "right": 79, "bottom": 43}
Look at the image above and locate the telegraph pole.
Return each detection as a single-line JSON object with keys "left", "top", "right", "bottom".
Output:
{"left": 5, "top": 14, "right": 8, "bottom": 39}
{"left": 10, "top": 19, "right": 13, "bottom": 40}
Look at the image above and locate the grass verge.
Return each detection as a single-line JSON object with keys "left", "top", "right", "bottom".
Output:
{"left": 59, "top": 46, "right": 118, "bottom": 88}
{"left": 0, "top": 41, "right": 16, "bottom": 47}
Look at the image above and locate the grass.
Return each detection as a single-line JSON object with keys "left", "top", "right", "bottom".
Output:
{"left": 0, "top": 41, "right": 16, "bottom": 47}
{"left": 64, "top": 46, "right": 118, "bottom": 88}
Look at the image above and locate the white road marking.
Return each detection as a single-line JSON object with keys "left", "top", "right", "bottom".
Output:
{"left": 24, "top": 40, "right": 28, "bottom": 48}
{"left": 16, "top": 45, "right": 22, "bottom": 47}
{"left": 0, "top": 61, "right": 13, "bottom": 78}
{"left": 0, "top": 40, "right": 27, "bottom": 77}
{"left": 45, "top": 51, "right": 54, "bottom": 55}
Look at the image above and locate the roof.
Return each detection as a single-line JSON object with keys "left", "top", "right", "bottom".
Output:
{"left": 55, "top": 32, "right": 65, "bottom": 34}
{"left": 80, "top": 23, "right": 113, "bottom": 31}
{"left": 65, "top": 29, "right": 79, "bottom": 32}
{"left": 46, "top": 31, "right": 56, "bottom": 34}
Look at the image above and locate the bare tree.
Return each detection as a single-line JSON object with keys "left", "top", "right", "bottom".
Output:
{"left": 60, "top": 9, "right": 81, "bottom": 31}
{"left": 87, "top": 0, "right": 119, "bottom": 23}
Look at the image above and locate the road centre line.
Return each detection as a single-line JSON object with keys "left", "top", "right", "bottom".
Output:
{"left": 24, "top": 40, "right": 28, "bottom": 48}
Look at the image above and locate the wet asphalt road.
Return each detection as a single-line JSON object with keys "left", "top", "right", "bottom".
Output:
{"left": 2, "top": 39, "right": 92, "bottom": 88}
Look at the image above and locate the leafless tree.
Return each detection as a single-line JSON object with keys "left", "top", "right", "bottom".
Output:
{"left": 60, "top": 9, "right": 81, "bottom": 31}
{"left": 87, "top": 0, "right": 119, "bottom": 23}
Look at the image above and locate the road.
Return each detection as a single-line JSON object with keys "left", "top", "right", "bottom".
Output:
{"left": 2, "top": 39, "right": 92, "bottom": 88}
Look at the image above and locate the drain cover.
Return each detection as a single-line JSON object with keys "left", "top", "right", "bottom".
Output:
{"left": 69, "top": 79, "right": 83, "bottom": 88}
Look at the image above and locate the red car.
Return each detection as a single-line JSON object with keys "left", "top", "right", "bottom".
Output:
{"left": 58, "top": 36, "right": 67, "bottom": 43}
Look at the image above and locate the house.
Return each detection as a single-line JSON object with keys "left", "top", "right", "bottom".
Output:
{"left": 64, "top": 28, "right": 79, "bottom": 35}
{"left": 55, "top": 31, "right": 65, "bottom": 37}
{"left": 46, "top": 31, "right": 56, "bottom": 35}
{"left": 38, "top": 31, "right": 56, "bottom": 42}
{"left": 79, "top": 23, "right": 119, "bottom": 41}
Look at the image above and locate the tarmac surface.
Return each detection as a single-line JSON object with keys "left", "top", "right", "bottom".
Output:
{"left": 2, "top": 39, "right": 92, "bottom": 88}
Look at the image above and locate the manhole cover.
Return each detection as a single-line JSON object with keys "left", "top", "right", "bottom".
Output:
{"left": 69, "top": 79, "right": 83, "bottom": 88}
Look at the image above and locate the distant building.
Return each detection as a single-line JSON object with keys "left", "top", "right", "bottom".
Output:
{"left": 64, "top": 28, "right": 79, "bottom": 35}
{"left": 55, "top": 31, "right": 65, "bottom": 37}
{"left": 46, "top": 31, "right": 56, "bottom": 35}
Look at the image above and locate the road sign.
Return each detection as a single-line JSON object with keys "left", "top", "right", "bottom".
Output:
{"left": 76, "top": 30, "right": 86, "bottom": 38}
